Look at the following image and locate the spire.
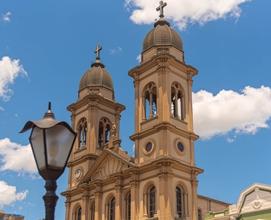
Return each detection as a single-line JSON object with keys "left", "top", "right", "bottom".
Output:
{"left": 91, "top": 44, "right": 105, "bottom": 68}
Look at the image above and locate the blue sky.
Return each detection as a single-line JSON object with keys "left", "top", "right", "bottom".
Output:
{"left": 0, "top": 0, "right": 270, "bottom": 219}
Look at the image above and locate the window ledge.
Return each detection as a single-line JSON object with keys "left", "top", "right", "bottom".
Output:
{"left": 141, "top": 116, "right": 158, "bottom": 125}
{"left": 74, "top": 146, "right": 87, "bottom": 154}
{"left": 170, "top": 116, "right": 187, "bottom": 124}
{"left": 146, "top": 217, "right": 158, "bottom": 220}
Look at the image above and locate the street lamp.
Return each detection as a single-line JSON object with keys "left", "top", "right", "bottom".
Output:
{"left": 20, "top": 102, "right": 76, "bottom": 220}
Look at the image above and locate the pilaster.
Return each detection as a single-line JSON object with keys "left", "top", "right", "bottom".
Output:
{"left": 158, "top": 163, "right": 172, "bottom": 220}
{"left": 191, "top": 172, "right": 199, "bottom": 220}
{"left": 94, "top": 183, "right": 102, "bottom": 220}
{"left": 115, "top": 177, "right": 123, "bottom": 220}
{"left": 130, "top": 174, "right": 139, "bottom": 220}
{"left": 65, "top": 196, "right": 71, "bottom": 220}
{"left": 82, "top": 192, "right": 89, "bottom": 220}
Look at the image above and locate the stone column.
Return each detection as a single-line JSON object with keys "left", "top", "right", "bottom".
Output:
{"left": 130, "top": 175, "right": 139, "bottom": 220}
{"left": 187, "top": 76, "right": 194, "bottom": 132}
{"left": 94, "top": 183, "right": 102, "bottom": 220}
{"left": 115, "top": 177, "right": 123, "bottom": 220}
{"left": 65, "top": 196, "right": 71, "bottom": 220}
{"left": 158, "top": 162, "right": 172, "bottom": 220}
{"left": 134, "top": 78, "right": 140, "bottom": 164}
{"left": 191, "top": 172, "right": 198, "bottom": 220}
{"left": 82, "top": 192, "right": 89, "bottom": 220}
{"left": 88, "top": 102, "right": 99, "bottom": 154}
{"left": 157, "top": 56, "right": 168, "bottom": 122}
{"left": 116, "top": 113, "right": 121, "bottom": 139}
{"left": 134, "top": 77, "right": 140, "bottom": 132}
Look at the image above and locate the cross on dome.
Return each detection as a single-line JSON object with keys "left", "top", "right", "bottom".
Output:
{"left": 156, "top": 1, "right": 167, "bottom": 19}
{"left": 95, "top": 44, "right": 102, "bottom": 60}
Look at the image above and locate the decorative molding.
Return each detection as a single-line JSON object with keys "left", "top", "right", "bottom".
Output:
{"left": 91, "top": 155, "right": 129, "bottom": 181}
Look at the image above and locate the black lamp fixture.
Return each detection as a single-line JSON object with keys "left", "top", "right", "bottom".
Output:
{"left": 20, "top": 102, "right": 76, "bottom": 220}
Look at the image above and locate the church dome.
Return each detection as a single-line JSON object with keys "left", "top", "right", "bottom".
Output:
{"left": 79, "top": 61, "right": 114, "bottom": 92}
{"left": 143, "top": 19, "right": 183, "bottom": 52}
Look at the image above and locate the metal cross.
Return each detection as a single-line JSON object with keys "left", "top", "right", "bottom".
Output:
{"left": 94, "top": 44, "right": 102, "bottom": 60}
{"left": 156, "top": 1, "right": 167, "bottom": 18}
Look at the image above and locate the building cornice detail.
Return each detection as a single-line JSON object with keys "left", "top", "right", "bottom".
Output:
{"left": 128, "top": 53, "right": 197, "bottom": 79}
{"left": 130, "top": 122, "right": 199, "bottom": 141}
{"left": 67, "top": 93, "right": 125, "bottom": 113}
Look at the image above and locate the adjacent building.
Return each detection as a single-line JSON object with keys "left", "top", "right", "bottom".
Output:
{"left": 207, "top": 183, "right": 271, "bottom": 220}
{"left": 0, "top": 211, "right": 24, "bottom": 220}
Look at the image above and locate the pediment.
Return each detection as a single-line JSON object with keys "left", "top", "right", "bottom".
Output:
{"left": 81, "top": 149, "right": 135, "bottom": 183}
{"left": 237, "top": 183, "right": 271, "bottom": 214}
{"left": 92, "top": 155, "right": 129, "bottom": 180}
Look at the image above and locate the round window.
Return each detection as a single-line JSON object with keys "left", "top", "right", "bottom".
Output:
{"left": 177, "top": 142, "right": 184, "bottom": 152}
{"left": 145, "top": 142, "right": 153, "bottom": 152}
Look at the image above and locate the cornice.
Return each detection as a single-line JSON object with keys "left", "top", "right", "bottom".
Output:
{"left": 67, "top": 93, "right": 125, "bottom": 113}
{"left": 134, "top": 156, "right": 203, "bottom": 175}
{"left": 130, "top": 121, "right": 199, "bottom": 141}
{"left": 67, "top": 154, "right": 98, "bottom": 167}
{"left": 128, "top": 53, "right": 198, "bottom": 79}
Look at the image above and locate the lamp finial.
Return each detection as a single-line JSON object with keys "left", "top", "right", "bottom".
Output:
{"left": 44, "top": 101, "right": 55, "bottom": 119}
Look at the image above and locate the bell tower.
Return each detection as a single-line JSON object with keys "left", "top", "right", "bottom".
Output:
{"left": 129, "top": 5, "right": 198, "bottom": 166}
{"left": 66, "top": 45, "right": 125, "bottom": 190}
{"left": 129, "top": 2, "right": 202, "bottom": 219}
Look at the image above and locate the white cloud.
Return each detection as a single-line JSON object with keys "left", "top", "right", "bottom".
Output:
{"left": 0, "top": 138, "right": 37, "bottom": 174}
{"left": 0, "top": 180, "right": 28, "bottom": 208}
{"left": 109, "top": 46, "right": 123, "bottom": 55}
{"left": 125, "top": 0, "right": 251, "bottom": 29}
{"left": 0, "top": 106, "right": 4, "bottom": 111}
{"left": 0, "top": 56, "right": 27, "bottom": 101}
{"left": 193, "top": 86, "right": 271, "bottom": 139}
{"left": 136, "top": 54, "right": 141, "bottom": 63}
{"left": 2, "top": 11, "right": 12, "bottom": 22}
{"left": 226, "top": 137, "right": 236, "bottom": 143}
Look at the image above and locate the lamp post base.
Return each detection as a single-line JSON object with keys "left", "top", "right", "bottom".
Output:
{"left": 43, "top": 180, "right": 58, "bottom": 220}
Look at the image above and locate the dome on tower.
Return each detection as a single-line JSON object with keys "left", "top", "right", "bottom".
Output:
{"left": 79, "top": 45, "right": 114, "bottom": 100}
{"left": 79, "top": 62, "right": 114, "bottom": 91}
{"left": 142, "top": 19, "right": 183, "bottom": 52}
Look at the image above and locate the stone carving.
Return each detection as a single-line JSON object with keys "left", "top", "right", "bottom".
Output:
{"left": 92, "top": 155, "right": 128, "bottom": 180}
{"left": 111, "top": 123, "right": 117, "bottom": 138}
{"left": 252, "top": 200, "right": 262, "bottom": 209}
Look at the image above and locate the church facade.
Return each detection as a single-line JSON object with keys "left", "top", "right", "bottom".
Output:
{"left": 62, "top": 2, "right": 229, "bottom": 220}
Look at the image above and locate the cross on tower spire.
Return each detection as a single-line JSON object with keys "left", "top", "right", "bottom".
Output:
{"left": 94, "top": 44, "right": 102, "bottom": 61}
{"left": 156, "top": 1, "right": 167, "bottom": 19}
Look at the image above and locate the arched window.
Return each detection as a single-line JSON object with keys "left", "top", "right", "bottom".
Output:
{"left": 198, "top": 208, "right": 202, "bottom": 220}
{"left": 147, "top": 186, "right": 156, "bottom": 218}
{"left": 171, "top": 83, "right": 184, "bottom": 120}
{"left": 90, "top": 201, "right": 95, "bottom": 220}
{"left": 176, "top": 186, "right": 186, "bottom": 218}
{"left": 75, "top": 206, "right": 82, "bottom": 220}
{"left": 78, "top": 118, "right": 87, "bottom": 149}
{"left": 125, "top": 192, "right": 131, "bottom": 220}
{"left": 98, "top": 117, "right": 111, "bottom": 148}
{"left": 143, "top": 83, "right": 157, "bottom": 120}
{"left": 107, "top": 197, "right": 115, "bottom": 220}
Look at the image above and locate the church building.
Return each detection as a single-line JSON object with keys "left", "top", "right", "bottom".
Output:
{"left": 62, "top": 2, "right": 229, "bottom": 219}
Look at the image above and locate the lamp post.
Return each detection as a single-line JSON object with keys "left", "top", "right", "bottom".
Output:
{"left": 20, "top": 102, "right": 76, "bottom": 220}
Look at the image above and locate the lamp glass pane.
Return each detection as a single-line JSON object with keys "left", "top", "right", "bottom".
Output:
{"left": 45, "top": 124, "right": 75, "bottom": 169}
{"left": 30, "top": 127, "right": 46, "bottom": 170}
